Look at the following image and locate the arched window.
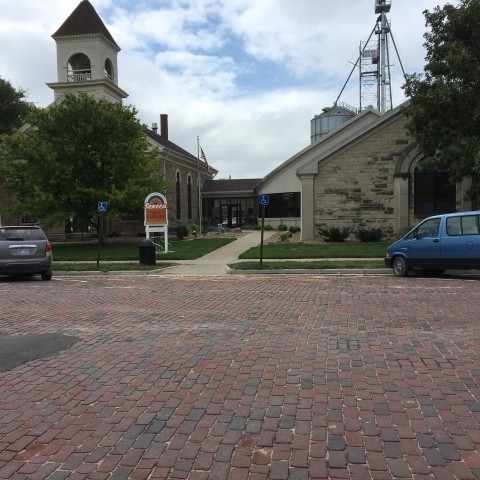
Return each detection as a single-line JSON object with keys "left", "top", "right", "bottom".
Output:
{"left": 104, "top": 58, "right": 114, "bottom": 79}
{"left": 67, "top": 53, "right": 92, "bottom": 82}
{"left": 187, "top": 175, "right": 192, "bottom": 220}
{"left": 176, "top": 172, "right": 181, "bottom": 219}
{"left": 414, "top": 166, "right": 456, "bottom": 214}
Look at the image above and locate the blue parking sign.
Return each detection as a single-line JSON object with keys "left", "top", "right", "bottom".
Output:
{"left": 98, "top": 202, "right": 107, "bottom": 212}
{"left": 259, "top": 195, "right": 269, "bottom": 206}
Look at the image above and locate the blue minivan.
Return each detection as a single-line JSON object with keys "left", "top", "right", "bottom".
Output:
{"left": 385, "top": 211, "right": 480, "bottom": 277}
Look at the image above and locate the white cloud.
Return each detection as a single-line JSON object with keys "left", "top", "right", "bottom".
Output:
{"left": 0, "top": 0, "right": 445, "bottom": 178}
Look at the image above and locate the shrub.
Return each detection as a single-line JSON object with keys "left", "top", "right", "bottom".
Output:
{"left": 189, "top": 224, "right": 199, "bottom": 235}
{"left": 175, "top": 224, "right": 188, "bottom": 240}
{"left": 354, "top": 227, "right": 384, "bottom": 242}
{"left": 317, "top": 226, "right": 352, "bottom": 242}
{"left": 279, "top": 231, "right": 293, "bottom": 242}
{"left": 264, "top": 224, "right": 274, "bottom": 231}
{"left": 289, "top": 226, "right": 300, "bottom": 233}
{"left": 278, "top": 224, "right": 288, "bottom": 231}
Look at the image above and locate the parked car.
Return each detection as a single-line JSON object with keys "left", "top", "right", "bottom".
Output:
{"left": 0, "top": 226, "right": 53, "bottom": 280}
{"left": 385, "top": 211, "right": 480, "bottom": 277}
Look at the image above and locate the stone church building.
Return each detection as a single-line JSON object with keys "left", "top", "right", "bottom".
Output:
{"left": 255, "top": 103, "right": 474, "bottom": 240}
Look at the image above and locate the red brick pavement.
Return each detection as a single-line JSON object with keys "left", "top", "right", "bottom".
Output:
{"left": 1, "top": 274, "right": 480, "bottom": 479}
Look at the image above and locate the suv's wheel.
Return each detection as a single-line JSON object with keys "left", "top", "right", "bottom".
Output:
{"left": 392, "top": 257, "right": 409, "bottom": 277}
{"left": 41, "top": 271, "right": 52, "bottom": 281}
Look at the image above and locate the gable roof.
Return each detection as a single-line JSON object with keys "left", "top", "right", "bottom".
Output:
{"left": 144, "top": 128, "right": 198, "bottom": 161}
{"left": 256, "top": 106, "right": 381, "bottom": 190}
{"left": 52, "top": 0, "right": 120, "bottom": 50}
{"left": 144, "top": 128, "right": 218, "bottom": 175}
{"left": 297, "top": 101, "right": 409, "bottom": 175}
{"left": 202, "top": 179, "right": 261, "bottom": 195}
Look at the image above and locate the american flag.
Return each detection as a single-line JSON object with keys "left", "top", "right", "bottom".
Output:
{"left": 200, "top": 147, "right": 210, "bottom": 172}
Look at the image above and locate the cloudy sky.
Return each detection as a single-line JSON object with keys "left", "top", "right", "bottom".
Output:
{"left": 1, "top": 0, "right": 446, "bottom": 179}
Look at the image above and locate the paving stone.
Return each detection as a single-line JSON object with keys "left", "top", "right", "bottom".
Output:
{"left": 327, "top": 435, "right": 346, "bottom": 451}
{"left": 1, "top": 275, "right": 480, "bottom": 479}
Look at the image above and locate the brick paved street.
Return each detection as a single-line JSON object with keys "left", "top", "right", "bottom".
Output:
{"left": 1, "top": 274, "right": 480, "bottom": 479}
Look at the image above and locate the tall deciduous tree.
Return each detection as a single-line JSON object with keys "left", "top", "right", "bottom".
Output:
{"left": 0, "top": 77, "right": 32, "bottom": 135}
{"left": 0, "top": 92, "right": 165, "bottom": 228}
{"left": 403, "top": 0, "right": 480, "bottom": 203}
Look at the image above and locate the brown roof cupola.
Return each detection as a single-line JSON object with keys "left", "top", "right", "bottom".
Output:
{"left": 47, "top": 0, "right": 128, "bottom": 103}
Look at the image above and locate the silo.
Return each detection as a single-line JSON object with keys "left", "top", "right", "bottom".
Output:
{"left": 310, "top": 102, "right": 357, "bottom": 144}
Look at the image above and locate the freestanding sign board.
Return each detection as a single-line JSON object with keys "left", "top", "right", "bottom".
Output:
{"left": 144, "top": 192, "right": 169, "bottom": 252}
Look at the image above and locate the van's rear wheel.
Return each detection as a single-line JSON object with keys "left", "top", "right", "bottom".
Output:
{"left": 392, "top": 257, "right": 409, "bottom": 277}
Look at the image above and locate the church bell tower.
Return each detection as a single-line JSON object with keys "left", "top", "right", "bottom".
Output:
{"left": 47, "top": 0, "right": 128, "bottom": 103}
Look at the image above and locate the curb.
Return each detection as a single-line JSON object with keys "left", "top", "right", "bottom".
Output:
{"left": 229, "top": 268, "right": 390, "bottom": 275}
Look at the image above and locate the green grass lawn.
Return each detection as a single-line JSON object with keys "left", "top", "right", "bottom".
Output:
{"left": 239, "top": 242, "right": 389, "bottom": 259}
{"left": 51, "top": 237, "right": 390, "bottom": 271}
{"left": 52, "top": 237, "right": 235, "bottom": 261}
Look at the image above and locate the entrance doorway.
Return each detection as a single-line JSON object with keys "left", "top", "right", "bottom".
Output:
{"left": 221, "top": 204, "right": 240, "bottom": 227}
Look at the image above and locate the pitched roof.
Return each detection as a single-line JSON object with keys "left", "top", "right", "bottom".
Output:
{"left": 144, "top": 128, "right": 198, "bottom": 161}
{"left": 202, "top": 179, "right": 261, "bottom": 194}
{"left": 52, "top": 0, "right": 119, "bottom": 50}
{"left": 144, "top": 128, "right": 218, "bottom": 175}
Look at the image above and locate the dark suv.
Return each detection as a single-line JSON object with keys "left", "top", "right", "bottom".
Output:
{"left": 0, "top": 226, "right": 53, "bottom": 280}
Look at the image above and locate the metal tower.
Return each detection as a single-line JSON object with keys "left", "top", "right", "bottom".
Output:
{"left": 336, "top": 0, "right": 405, "bottom": 114}
{"left": 360, "top": 0, "right": 392, "bottom": 113}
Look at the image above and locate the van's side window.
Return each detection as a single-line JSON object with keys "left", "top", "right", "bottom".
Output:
{"left": 446, "top": 215, "right": 480, "bottom": 236}
{"left": 446, "top": 217, "right": 462, "bottom": 236}
{"left": 462, "top": 215, "right": 479, "bottom": 234}
{"left": 417, "top": 218, "right": 441, "bottom": 238}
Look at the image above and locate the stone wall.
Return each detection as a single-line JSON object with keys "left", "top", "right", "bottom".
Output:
{"left": 314, "top": 114, "right": 412, "bottom": 240}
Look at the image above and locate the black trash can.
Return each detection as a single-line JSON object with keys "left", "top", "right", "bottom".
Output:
{"left": 139, "top": 239, "right": 156, "bottom": 266}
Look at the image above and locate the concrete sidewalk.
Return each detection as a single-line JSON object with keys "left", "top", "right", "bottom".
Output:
{"left": 157, "top": 230, "right": 277, "bottom": 276}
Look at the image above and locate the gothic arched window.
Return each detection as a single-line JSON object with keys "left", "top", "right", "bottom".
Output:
{"left": 187, "top": 175, "right": 192, "bottom": 220}
{"left": 176, "top": 172, "right": 181, "bottom": 219}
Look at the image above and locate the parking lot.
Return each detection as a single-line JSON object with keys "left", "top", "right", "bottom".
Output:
{"left": 1, "top": 273, "right": 480, "bottom": 479}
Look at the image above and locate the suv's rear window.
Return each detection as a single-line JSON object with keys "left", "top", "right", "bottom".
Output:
{"left": 0, "top": 228, "right": 46, "bottom": 241}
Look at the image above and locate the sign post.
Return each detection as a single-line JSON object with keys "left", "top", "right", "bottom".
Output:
{"left": 144, "top": 193, "right": 168, "bottom": 252}
{"left": 259, "top": 195, "right": 269, "bottom": 266}
{"left": 97, "top": 202, "right": 107, "bottom": 267}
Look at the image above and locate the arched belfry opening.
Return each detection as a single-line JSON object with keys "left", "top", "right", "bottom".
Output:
{"left": 67, "top": 53, "right": 92, "bottom": 82}
{"left": 104, "top": 58, "right": 114, "bottom": 80}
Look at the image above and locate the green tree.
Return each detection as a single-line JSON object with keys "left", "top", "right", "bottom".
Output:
{"left": 0, "top": 77, "right": 32, "bottom": 135}
{"left": 403, "top": 0, "right": 480, "bottom": 202}
{"left": 0, "top": 92, "right": 165, "bottom": 231}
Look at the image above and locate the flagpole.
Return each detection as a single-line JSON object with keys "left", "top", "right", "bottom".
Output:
{"left": 197, "top": 136, "right": 202, "bottom": 236}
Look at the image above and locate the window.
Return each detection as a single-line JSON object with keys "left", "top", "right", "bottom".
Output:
{"left": 104, "top": 59, "right": 113, "bottom": 79}
{"left": 414, "top": 167, "right": 455, "bottom": 215}
{"left": 264, "top": 192, "right": 300, "bottom": 218}
{"left": 187, "top": 176, "right": 192, "bottom": 220}
{"left": 446, "top": 215, "right": 479, "bottom": 236}
{"left": 417, "top": 218, "right": 441, "bottom": 239}
{"left": 67, "top": 53, "right": 92, "bottom": 82}
{"left": 0, "top": 227, "right": 46, "bottom": 241}
{"left": 175, "top": 172, "right": 181, "bottom": 219}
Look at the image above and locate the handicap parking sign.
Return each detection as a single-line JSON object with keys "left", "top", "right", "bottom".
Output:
{"left": 98, "top": 202, "right": 108, "bottom": 212}
{"left": 259, "top": 195, "right": 269, "bottom": 206}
